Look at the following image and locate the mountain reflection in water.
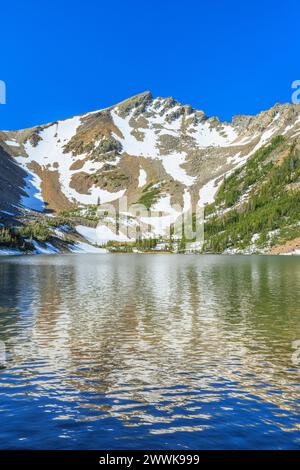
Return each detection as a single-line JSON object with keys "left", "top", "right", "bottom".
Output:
{"left": 0, "top": 254, "right": 300, "bottom": 449}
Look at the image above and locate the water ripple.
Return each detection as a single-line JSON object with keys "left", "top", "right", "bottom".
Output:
{"left": 0, "top": 254, "right": 300, "bottom": 449}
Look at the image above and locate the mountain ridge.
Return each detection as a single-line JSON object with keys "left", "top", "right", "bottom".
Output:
{"left": 3, "top": 91, "right": 294, "bottom": 132}
{"left": 1, "top": 92, "right": 300, "bottom": 255}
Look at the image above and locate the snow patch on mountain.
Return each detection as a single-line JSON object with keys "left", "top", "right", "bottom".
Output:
{"left": 138, "top": 168, "right": 147, "bottom": 187}
{"left": 112, "top": 110, "right": 158, "bottom": 157}
{"left": 190, "top": 121, "right": 238, "bottom": 148}
{"left": 198, "top": 177, "right": 222, "bottom": 207}
{"left": 76, "top": 224, "right": 133, "bottom": 245}
{"left": 5, "top": 140, "right": 20, "bottom": 147}
{"left": 32, "top": 240, "right": 59, "bottom": 254}
{"left": 69, "top": 241, "right": 108, "bottom": 253}
{"left": 16, "top": 116, "right": 126, "bottom": 206}
{"left": 0, "top": 248, "right": 22, "bottom": 256}
{"left": 21, "top": 172, "right": 45, "bottom": 211}
{"left": 160, "top": 153, "right": 195, "bottom": 186}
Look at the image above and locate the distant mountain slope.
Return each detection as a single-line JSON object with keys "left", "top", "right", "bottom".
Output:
{"left": 0, "top": 92, "right": 300, "bottom": 254}
{"left": 204, "top": 136, "right": 300, "bottom": 254}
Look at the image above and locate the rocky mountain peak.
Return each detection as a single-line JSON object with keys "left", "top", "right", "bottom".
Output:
{"left": 115, "top": 91, "right": 153, "bottom": 117}
{"left": 0, "top": 92, "right": 300, "bottom": 227}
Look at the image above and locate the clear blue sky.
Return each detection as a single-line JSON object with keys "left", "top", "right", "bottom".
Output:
{"left": 0, "top": 0, "right": 299, "bottom": 129}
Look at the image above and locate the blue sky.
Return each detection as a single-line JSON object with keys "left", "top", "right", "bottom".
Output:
{"left": 0, "top": 0, "right": 299, "bottom": 129}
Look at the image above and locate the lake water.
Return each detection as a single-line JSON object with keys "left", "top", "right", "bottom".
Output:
{"left": 0, "top": 254, "right": 300, "bottom": 449}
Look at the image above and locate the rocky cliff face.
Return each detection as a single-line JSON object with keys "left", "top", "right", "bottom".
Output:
{"left": 1, "top": 92, "right": 300, "bottom": 253}
{"left": 0, "top": 142, "right": 27, "bottom": 215}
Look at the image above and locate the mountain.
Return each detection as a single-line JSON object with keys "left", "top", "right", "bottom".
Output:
{"left": 0, "top": 92, "right": 300, "bottom": 254}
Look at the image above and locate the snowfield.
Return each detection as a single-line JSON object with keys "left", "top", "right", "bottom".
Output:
{"left": 76, "top": 224, "right": 133, "bottom": 245}
{"left": 138, "top": 168, "right": 147, "bottom": 187}
{"left": 159, "top": 153, "right": 195, "bottom": 187}
{"left": 0, "top": 248, "right": 22, "bottom": 256}
{"left": 20, "top": 172, "right": 45, "bottom": 212}
{"left": 68, "top": 242, "right": 108, "bottom": 254}
{"left": 16, "top": 116, "right": 127, "bottom": 207}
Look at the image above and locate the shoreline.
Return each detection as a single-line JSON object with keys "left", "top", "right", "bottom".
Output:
{"left": 1, "top": 249, "right": 300, "bottom": 257}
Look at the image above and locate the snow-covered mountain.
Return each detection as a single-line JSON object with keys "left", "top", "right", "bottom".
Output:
{"left": 1, "top": 92, "right": 300, "bottom": 253}
{"left": 1, "top": 92, "right": 299, "bottom": 212}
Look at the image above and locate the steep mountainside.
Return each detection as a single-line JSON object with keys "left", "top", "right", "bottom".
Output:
{"left": 0, "top": 92, "right": 300, "bottom": 254}
{"left": 204, "top": 136, "right": 300, "bottom": 254}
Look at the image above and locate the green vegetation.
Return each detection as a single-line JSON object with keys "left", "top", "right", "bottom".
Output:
{"left": 136, "top": 237, "right": 159, "bottom": 251}
{"left": 271, "top": 225, "right": 300, "bottom": 248}
{"left": 0, "top": 227, "right": 33, "bottom": 251}
{"left": 45, "top": 216, "right": 69, "bottom": 228}
{"left": 60, "top": 206, "right": 99, "bottom": 223}
{"left": 91, "top": 169, "right": 129, "bottom": 187}
{"left": 105, "top": 241, "right": 135, "bottom": 253}
{"left": 204, "top": 136, "right": 300, "bottom": 253}
{"left": 17, "top": 222, "right": 51, "bottom": 242}
{"left": 0, "top": 216, "right": 72, "bottom": 252}
{"left": 105, "top": 237, "right": 164, "bottom": 253}
{"left": 136, "top": 182, "right": 162, "bottom": 210}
